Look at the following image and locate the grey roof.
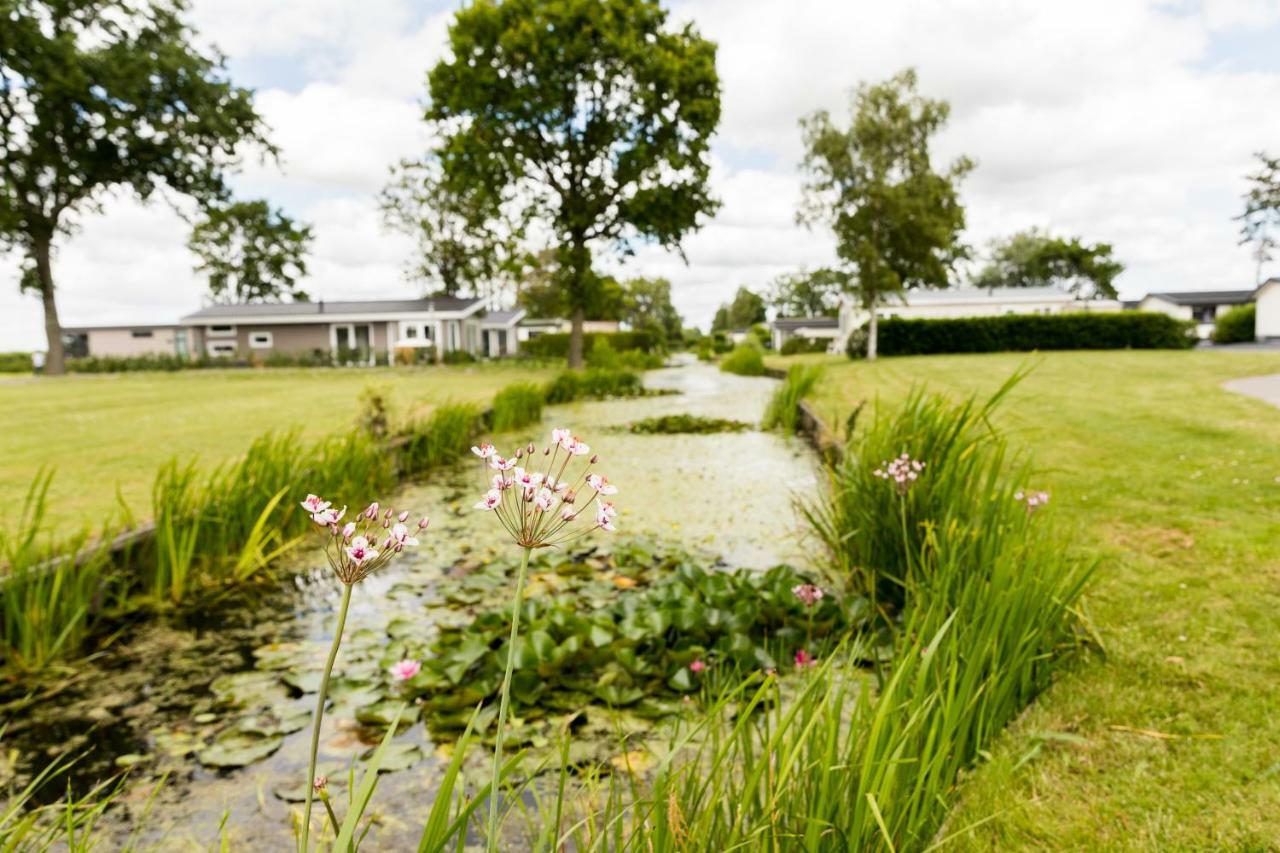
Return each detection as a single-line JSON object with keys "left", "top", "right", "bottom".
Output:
{"left": 181, "top": 297, "right": 482, "bottom": 321}
{"left": 889, "top": 285, "right": 1075, "bottom": 304}
{"left": 480, "top": 309, "right": 526, "bottom": 327}
{"left": 1143, "top": 290, "right": 1255, "bottom": 306}
{"left": 772, "top": 316, "right": 839, "bottom": 330}
{"left": 62, "top": 323, "right": 181, "bottom": 332}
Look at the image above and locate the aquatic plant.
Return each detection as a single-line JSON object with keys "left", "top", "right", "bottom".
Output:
{"left": 718, "top": 343, "right": 766, "bottom": 377}
{"left": 470, "top": 427, "right": 618, "bottom": 852}
{"left": 542, "top": 368, "right": 645, "bottom": 403}
{"left": 398, "top": 403, "right": 483, "bottom": 476}
{"left": 626, "top": 414, "right": 750, "bottom": 434}
{"left": 761, "top": 363, "right": 824, "bottom": 433}
{"left": 489, "top": 381, "right": 545, "bottom": 432}
{"left": 298, "top": 495, "right": 428, "bottom": 852}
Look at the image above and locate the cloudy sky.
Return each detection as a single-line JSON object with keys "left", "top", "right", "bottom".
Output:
{"left": 4, "top": 0, "right": 1280, "bottom": 348}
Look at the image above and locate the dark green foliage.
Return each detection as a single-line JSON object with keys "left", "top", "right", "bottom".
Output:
{"left": 0, "top": 352, "right": 32, "bottom": 372}
{"left": 779, "top": 335, "right": 829, "bottom": 355}
{"left": 762, "top": 365, "right": 824, "bottom": 433}
{"left": 441, "top": 349, "right": 477, "bottom": 365}
{"left": 399, "top": 404, "right": 484, "bottom": 475}
{"left": 627, "top": 414, "right": 750, "bottom": 434}
{"left": 543, "top": 369, "right": 645, "bottom": 403}
{"left": 711, "top": 286, "right": 767, "bottom": 332}
{"left": 972, "top": 228, "right": 1125, "bottom": 299}
{"left": 66, "top": 354, "right": 230, "bottom": 373}
{"left": 769, "top": 268, "right": 847, "bottom": 318}
{"left": 188, "top": 199, "right": 313, "bottom": 303}
{"left": 412, "top": 543, "right": 853, "bottom": 738}
{"left": 718, "top": 344, "right": 766, "bottom": 376}
{"left": 489, "top": 383, "right": 544, "bottom": 432}
{"left": 860, "top": 311, "right": 1195, "bottom": 357}
{"left": 1212, "top": 303, "right": 1256, "bottom": 344}
{"left": 585, "top": 336, "right": 664, "bottom": 370}
{"left": 520, "top": 331, "right": 656, "bottom": 360}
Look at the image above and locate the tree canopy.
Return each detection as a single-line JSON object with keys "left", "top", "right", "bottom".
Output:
{"left": 972, "top": 228, "right": 1124, "bottom": 299}
{"left": 712, "top": 286, "right": 766, "bottom": 332}
{"left": 188, "top": 200, "right": 312, "bottom": 304}
{"left": 620, "top": 276, "right": 682, "bottom": 344}
{"left": 769, "top": 268, "right": 848, "bottom": 317}
{"left": 0, "top": 0, "right": 272, "bottom": 373}
{"left": 798, "top": 68, "right": 971, "bottom": 359}
{"left": 1238, "top": 152, "right": 1280, "bottom": 284}
{"left": 425, "top": 0, "right": 721, "bottom": 367}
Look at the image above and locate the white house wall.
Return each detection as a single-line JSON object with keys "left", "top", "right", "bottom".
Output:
{"left": 1256, "top": 283, "right": 1280, "bottom": 340}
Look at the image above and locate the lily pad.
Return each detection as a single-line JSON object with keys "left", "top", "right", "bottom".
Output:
{"left": 360, "top": 740, "right": 422, "bottom": 773}
{"left": 235, "top": 705, "right": 312, "bottom": 737}
{"left": 282, "top": 670, "right": 323, "bottom": 694}
{"left": 209, "top": 671, "right": 288, "bottom": 709}
{"left": 356, "top": 700, "right": 420, "bottom": 729}
{"left": 198, "top": 732, "right": 284, "bottom": 768}
{"left": 153, "top": 729, "right": 203, "bottom": 757}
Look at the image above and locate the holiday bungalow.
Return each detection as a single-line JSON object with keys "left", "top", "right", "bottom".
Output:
{"left": 1134, "top": 290, "right": 1256, "bottom": 339}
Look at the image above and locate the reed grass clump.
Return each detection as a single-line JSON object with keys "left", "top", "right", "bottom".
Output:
{"left": 543, "top": 368, "right": 644, "bottom": 403}
{"left": 761, "top": 363, "right": 823, "bottom": 432}
{"left": 398, "top": 403, "right": 483, "bottom": 476}
{"left": 718, "top": 343, "right": 765, "bottom": 376}
{"left": 489, "top": 382, "right": 545, "bottom": 432}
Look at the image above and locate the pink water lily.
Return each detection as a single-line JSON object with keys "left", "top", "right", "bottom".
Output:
{"left": 389, "top": 659, "right": 422, "bottom": 681}
{"left": 472, "top": 443, "right": 496, "bottom": 459}
{"left": 301, "top": 494, "right": 330, "bottom": 514}
{"left": 689, "top": 659, "right": 707, "bottom": 674}
{"left": 475, "top": 489, "right": 501, "bottom": 511}
{"left": 795, "top": 649, "right": 816, "bottom": 668}
{"left": 586, "top": 474, "right": 618, "bottom": 496}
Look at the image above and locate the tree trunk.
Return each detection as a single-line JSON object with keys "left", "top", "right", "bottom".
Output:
{"left": 568, "top": 304, "right": 585, "bottom": 369}
{"left": 566, "top": 237, "right": 589, "bottom": 370}
{"left": 865, "top": 301, "right": 878, "bottom": 362}
{"left": 34, "top": 238, "right": 66, "bottom": 376}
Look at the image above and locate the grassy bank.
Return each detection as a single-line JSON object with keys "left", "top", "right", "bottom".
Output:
{"left": 0, "top": 363, "right": 553, "bottom": 529}
{"left": 773, "top": 349, "right": 1280, "bottom": 849}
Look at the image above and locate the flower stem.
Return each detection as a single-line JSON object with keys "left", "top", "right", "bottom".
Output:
{"left": 486, "top": 546, "right": 532, "bottom": 853}
{"left": 301, "top": 581, "right": 352, "bottom": 852}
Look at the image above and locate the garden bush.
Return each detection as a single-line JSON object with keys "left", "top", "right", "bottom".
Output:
{"left": 779, "top": 335, "right": 829, "bottom": 355}
{"left": 489, "top": 382, "right": 544, "bottom": 432}
{"left": 1211, "top": 303, "right": 1255, "bottom": 344}
{"left": 398, "top": 403, "right": 483, "bottom": 475}
{"left": 441, "top": 349, "right": 477, "bottom": 365}
{"left": 519, "top": 330, "right": 655, "bottom": 360}
{"left": 0, "top": 352, "right": 32, "bottom": 373}
{"left": 543, "top": 368, "right": 644, "bottom": 403}
{"left": 854, "top": 311, "right": 1194, "bottom": 357}
{"left": 718, "top": 343, "right": 766, "bottom": 376}
{"left": 627, "top": 414, "right": 750, "bottom": 434}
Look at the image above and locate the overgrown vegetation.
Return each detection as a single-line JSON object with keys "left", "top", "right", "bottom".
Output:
{"left": 543, "top": 368, "right": 645, "bottom": 403}
{"left": 626, "top": 414, "right": 750, "bottom": 434}
{"left": 1211, "top": 302, "right": 1255, "bottom": 344}
{"left": 855, "top": 311, "right": 1194, "bottom": 357}
{"left": 399, "top": 403, "right": 483, "bottom": 475}
{"left": 761, "top": 364, "right": 823, "bottom": 432}
{"left": 779, "top": 335, "right": 828, "bottom": 355}
{"left": 717, "top": 343, "right": 766, "bottom": 376}
{"left": 519, "top": 331, "right": 656, "bottom": 361}
{"left": 489, "top": 382, "right": 545, "bottom": 432}
{"left": 0, "top": 352, "right": 31, "bottom": 373}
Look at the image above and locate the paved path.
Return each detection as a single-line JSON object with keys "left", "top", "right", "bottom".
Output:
{"left": 1223, "top": 373, "right": 1280, "bottom": 409}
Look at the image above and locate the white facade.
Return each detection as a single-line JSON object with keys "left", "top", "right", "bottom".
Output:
{"left": 1136, "top": 294, "right": 1250, "bottom": 340}
{"left": 835, "top": 286, "right": 1122, "bottom": 352}
{"left": 1257, "top": 279, "right": 1280, "bottom": 340}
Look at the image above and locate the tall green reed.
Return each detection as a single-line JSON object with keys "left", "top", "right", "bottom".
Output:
{"left": 489, "top": 382, "right": 545, "bottom": 432}
{"left": 399, "top": 403, "right": 483, "bottom": 476}
{"left": 761, "top": 363, "right": 823, "bottom": 432}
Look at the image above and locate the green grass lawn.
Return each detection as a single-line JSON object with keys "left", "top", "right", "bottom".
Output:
{"left": 1, "top": 363, "right": 552, "bottom": 529}
{"left": 772, "top": 349, "right": 1280, "bottom": 850}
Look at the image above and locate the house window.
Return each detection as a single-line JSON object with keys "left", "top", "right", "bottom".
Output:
{"left": 249, "top": 331, "right": 273, "bottom": 349}
{"left": 208, "top": 342, "right": 236, "bottom": 357}
{"left": 131, "top": 330, "right": 153, "bottom": 338}
{"left": 208, "top": 325, "right": 235, "bottom": 337}
{"left": 405, "top": 326, "right": 418, "bottom": 339}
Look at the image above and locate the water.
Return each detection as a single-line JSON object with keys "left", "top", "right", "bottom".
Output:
{"left": 1, "top": 357, "right": 823, "bottom": 848}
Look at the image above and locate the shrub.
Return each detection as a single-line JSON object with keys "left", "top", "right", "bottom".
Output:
{"left": 695, "top": 338, "right": 715, "bottom": 361}
{"left": 0, "top": 352, "right": 32, "bottom": 373}
{"left": 441, "top": 349, "right": 477, "bottom": 365}
{"left": 719, "top": 343, "right": 765, "bottom": 376}
{"left": 627, "top": 414, "right": 751, "bottom": 434}
{"left": 779, "top": 335, "right": 829, "bottom": 355}
{"left": 857, "top": 311, "right": 1195, "bottom": 358}
{"left": 489, "top": 382, "right": 545, "bottom": 432}
{"left": 398, "top": 403, "right": 483, "bottom": 476}
{"left": 543, "top": 368, "right": 644, "bottom": 403}
{"left": 1212, "top": 303, "right": 1255, "bottom": 344}
{"left": 519, "top": 330, "right": 655, "bottom": 360}
{"left": 586, "top": 336, "right": 664, "bottom": 370}
{"left": 762, "top": 364, "right": 824, "bottom": 433}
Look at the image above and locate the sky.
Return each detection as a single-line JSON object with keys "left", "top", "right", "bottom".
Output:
{"left": 4, "top": 0, "right": 1280, "bottom": 348}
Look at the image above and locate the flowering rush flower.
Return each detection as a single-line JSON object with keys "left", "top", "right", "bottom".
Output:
{"left": 873, "top": 452, "right": 926, "bottom": 496}
{"left": 389, "top": 659, "right": 422, "bottom": 681}
{"left": 303, "top": 494, "right": 428, "bottom": 585}
{"left": 1014, "top": 489, "right": 1050, "bottom": 512}
{"left": 794, "top": 649, "right": 816, "bottom": 668}
{"left": 473, "top": 427, "right": 618, "bottom": 548}
{"left": 791, "top": 583, "right": 824, "bottom": 607}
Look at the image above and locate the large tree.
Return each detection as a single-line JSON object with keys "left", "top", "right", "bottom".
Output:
{"left": 516, "top": 249, "right": 626, "bottom": 320}
{"left": 621, "top": 276, "right": 682, "bottom": 344}
{"left": 798, "top": 68, "right": 971, "bottom": 360}
{"left": 768, "top": 267, "right": 848, "bottom": 317}
{"left": 1239, "top": 152, "right": 1280, "bottom": 285}
{"left": 972, "top": 228, "right": 1124, "bottom": 299}
{"left": 378, "top": 156, "right": 520, "bottom": 302}
{"left": 426, "top": 0, "right": 721, "bottom": 368}
{"left": 0, "top": 0, "right": 272, "bottom": 374}
{"left": 711, "top": 285, "right": 766, "bottom": 332}
{"left": 188, "top": 200, "right": 312, "bottom": 303}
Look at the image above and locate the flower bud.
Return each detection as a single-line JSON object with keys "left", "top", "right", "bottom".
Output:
{"left": 515, "top": 448, "right": 523, "bottom": 459}
{"left": 589, "top": 454, "right": 598, "bottom": 464}
{"left": 366, "top": 502, "right": 379, "bottom": 518}
{"left": 398, "top": 510, "right": 409, "bottom": 522}
{"left": 394, "top": 542, "right": 403, "bottom": 553}
{"left": 314, "top": 775, "right": 328, "bottom": 793}
{"left": 417, "top": 516, "right": 430, "bottom": 529}
{"left": 543, "top": 447, "right": 551, "bottom": 455}
{"left": 382, "top": 518, "right": 390, "bottom": 528}
{"left": 385, "top": 508, "right": 393, "bottom": 519}
{"left": 527, "top": 442, "right": 535, "bottom": 454}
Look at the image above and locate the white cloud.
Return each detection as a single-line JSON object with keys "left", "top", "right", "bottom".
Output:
{"left": 4, "top": 0, "right": 1280, "bottom": 349}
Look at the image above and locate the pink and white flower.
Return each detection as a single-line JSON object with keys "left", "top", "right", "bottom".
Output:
{"left": 389, "top": 659, "right": 421, "bottom": 681}
{"left": 489, "top": 455, "right": 516, "bottom": 472}
{"left": 341, "top": 522, "right": 356, "bottom": 540}
{"left": 874, "top": 453, "right": 926, "bottom": 496}
{"left": 471, "top": 443, "right": 496, "bottom": 459}
{"left": 534, "top": 487, "right": 555, "bottom": 512}
{"left": 1015, "top": 489, "right": 1050, "bottom": 512}
{"left": 474, "top": 489, "right": 502, "bottom": 511}
{"left": 345, "top": 536, "right": 378, "bottom": 566}
{"left": 596, "top": 502, "right": 617, "bottom": 532}
{"left": 586, "top": 474, "right": 618, "bottom": 496}
{"left": 792, "top": 583, "right": 824, "bottom": 607}
{"left": 301, "top": 494, "right": 330, "bottom": 514}
{"left": 794, "top": 649, "right": 816, "bottom": 668}
{"left": 312, "top": 505, "right": 346, "bottom": 526}
{"left": 551, "top": 428, "right": 572, "bottom": 448}
{"left": 390, "top": 523, "right": 419, "bottom": 547}
{"left": 689, "top": 660, "right": 707, "bottom": 674}
{"left": 515, "top": 468, "right": 543, "bottom": 489}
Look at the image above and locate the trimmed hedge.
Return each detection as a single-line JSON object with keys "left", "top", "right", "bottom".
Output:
{"left": 0, "top": 352, "right": 32, "bottom": 373}
{"left": 1211, "top": 304, "right": 1255, "bottom": 344}
{"left": 520, "top": 330, "right": 656, "bottom": 359}
{"left": 858, "top": 312, "right": 1195, "bottom": 358}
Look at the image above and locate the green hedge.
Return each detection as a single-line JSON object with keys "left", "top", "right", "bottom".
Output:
{"left": 0, "top": 352, "right": 32, "bottom": 373}
{"left": 520, "top": 330, "right": 656, "bottom": 359}
{"left": 860, "top": 312, "right": 1195, "bottom": 358}
{"left": 1211, "top": 304, "right": 1255, "bottom": 344}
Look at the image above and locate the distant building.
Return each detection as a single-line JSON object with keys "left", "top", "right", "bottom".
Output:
{"left": 1256, "top": 278, "right": 1280, "bottom": 341}
{"left": 769, "top": 316, "right": 839, "bottom": 351}
{"left": 515, "top": 317, "right": 622, "bottom": 344}
{"left": 62, "top": 324, "right": 191, "bottom": 359}
{"left": 1135, "top": 290, "right": 1255, "bottom": 340}
{"left": 834, "top": 286, "right": 1122, "bottom": 352}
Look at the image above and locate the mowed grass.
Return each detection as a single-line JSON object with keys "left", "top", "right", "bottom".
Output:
{"left": 0, "top": 363, "right": 553, "bottom": 529}
{"left": 772, "top": 349, "right": 1280, "bottom": 850}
